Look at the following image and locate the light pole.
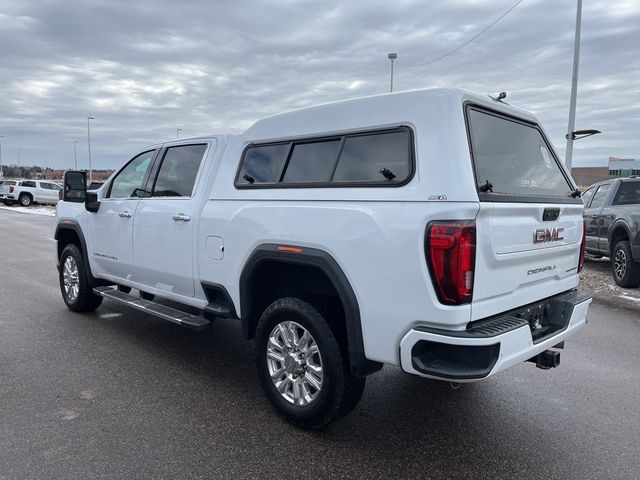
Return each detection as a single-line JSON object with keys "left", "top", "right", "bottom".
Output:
{"left": 73, "top": 140, "right": 78, "bottom": 170}
{"left": 18, "top": 149, "right": 21, "bottom": 177}
{"left": 177, "top": 128, "right": 182, "bottom": 139}
{"left": 87, "top": 116, "right": 94, "bottom": 183}
{"left": 0, "top": 135, "right": 4, "bottom": 179}
{"left": 388, "top": 53, "right": 397, "bottom": 93}
{"left": 565, "top": 0, "right": 582, "bottom": 170}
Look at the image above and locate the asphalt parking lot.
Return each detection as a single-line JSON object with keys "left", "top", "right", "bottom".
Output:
{"left": 1, "top": 209, "right": 639, "bottom": 480}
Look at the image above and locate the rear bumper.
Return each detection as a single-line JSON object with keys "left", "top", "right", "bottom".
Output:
{"left": 0, "top": 195, "right": 15, "bottom": 200}
{"left": 399, "top": 290, "right": 592, "bottom": 381}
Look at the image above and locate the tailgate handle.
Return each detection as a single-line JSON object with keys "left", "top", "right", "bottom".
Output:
{"left": 543, "top": 208, "right": 560, "bottom": 221}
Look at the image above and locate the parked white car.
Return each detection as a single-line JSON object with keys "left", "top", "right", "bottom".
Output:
{"left": 0, "top": 179, "right": 62, "bottom": 206}
{"left": 54, "top": 87, "right": 592, "bottom": 428}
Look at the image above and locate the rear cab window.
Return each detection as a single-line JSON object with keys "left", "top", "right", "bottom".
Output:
{"left": 466, "top": 105, "right": 579, "bottom": 204}
{"left": 612, "top": 182, "right": 640, "bottom": 205}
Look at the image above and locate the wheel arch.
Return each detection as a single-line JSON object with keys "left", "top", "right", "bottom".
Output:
{"left": 608, "top": 222, "right": 631, "bottom": 257}
{"left": 55, "top": 221, "right": 106, "bottom": 287}
{"left": 239, "top": 244, "right": 382, "bottom": 377}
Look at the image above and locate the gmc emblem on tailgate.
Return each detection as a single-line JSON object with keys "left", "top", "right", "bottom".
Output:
{"left": 533, "top": 228, "right": 564, "bottom": 244}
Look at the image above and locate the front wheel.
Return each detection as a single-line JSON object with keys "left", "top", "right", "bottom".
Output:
{"left": 255, "top": 297, "right": 365, "bottom": 429}
{"left": 612, "top": 240, "right": 640, "bottom": 288}
{"left": 59, "top": 244, "right": 103, "bottom": 312}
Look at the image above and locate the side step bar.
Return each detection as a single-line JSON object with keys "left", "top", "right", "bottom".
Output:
{"left": 93, "top": 286, "right": 210, "bottom": 331}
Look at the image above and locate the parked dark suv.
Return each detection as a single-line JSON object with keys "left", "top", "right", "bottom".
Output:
{"left": 582, "top": 177, "right": 640, "bottom": 287}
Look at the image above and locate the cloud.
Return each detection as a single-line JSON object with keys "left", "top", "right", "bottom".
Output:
{"left": 0, "top": 0, "right": 638, "bottom": 170}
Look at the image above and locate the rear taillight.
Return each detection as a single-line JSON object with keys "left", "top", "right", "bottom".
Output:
{"left": 426, "top": 221, "right": 476, "bottom": 305}
{"left": 578, "top": 220, "right": 586, "bottom": 273}
{"left": 9, "top": 186, "right": 14, "bottom": 193}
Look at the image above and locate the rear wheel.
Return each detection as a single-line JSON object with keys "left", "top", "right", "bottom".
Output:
{"left": 19, "top": 194, "right": 32, "bottom": 207}
{"left": 59, "top": 244, "right": 103, "bottom": 312}
{"left": 612, "top": 240, "right": 640, "bottom": 288}
{"left": 255, "top": 297, "right": 365, "bottom": 429}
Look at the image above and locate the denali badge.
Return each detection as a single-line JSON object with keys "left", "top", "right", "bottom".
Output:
{"left": 528, "top": 265, "right": 556, "bottom": 275}
{"left": 533, "top": 228, "right": 564, "bottom": 244}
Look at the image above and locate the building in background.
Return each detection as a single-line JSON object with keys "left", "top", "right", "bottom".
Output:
{"left": 571, "top": 156, "right": 639, "bottom": 187}
{"left": 571, "top": 166, "right": 609, "bottom": 186}
{"left": 608, "top": 157, "right": 640, "bottom": 178}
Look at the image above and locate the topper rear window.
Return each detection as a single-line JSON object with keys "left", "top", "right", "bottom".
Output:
{"left": 466, "top": 106, "right": 578, "bottom": 203}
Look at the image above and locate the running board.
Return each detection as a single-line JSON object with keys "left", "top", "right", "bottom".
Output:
{"left": 93, "top": 286, "right": 210, "bottom": 331}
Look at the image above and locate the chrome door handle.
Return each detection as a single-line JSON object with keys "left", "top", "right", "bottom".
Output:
{"left": 172, "top": 213, "right": 191, "bottom": 222}
{"left": 119, "top": 211, "right": 133, "bottom": 218}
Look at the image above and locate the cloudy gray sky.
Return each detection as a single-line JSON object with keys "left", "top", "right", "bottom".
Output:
{"left": 1, "top": 0, "right": 638, "bottom": 170}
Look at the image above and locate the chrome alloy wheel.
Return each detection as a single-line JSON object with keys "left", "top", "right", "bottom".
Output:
{"left": 266, "top": 321, "right": 324, "bottom": 406}
{"left": 63, "top": 256, "right": 80, "bottom": 302}
{"left": 614, "top": 249, "right": 627, "bottom": 280}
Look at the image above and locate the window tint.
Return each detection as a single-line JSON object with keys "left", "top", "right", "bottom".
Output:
{"left": 282, "top": 140, "right": 340, "bottom": 183}
{"left": 612, "top": 182, "right": 640, "bottom": 205}
{"left": 22, "top": 181, "right": 36, "bottom": 188}
{"left": 236, "top": 127, "right": 413, "bottom": 187}
{"left": 109, "top": 150, "right": 155, "bottom": 198}
{"left": 152, "top": 144, "right": 207, "bottom": 197}
{"left": 332, "top": 130, "right": 410, "bottom": 182}
{"left": 468, "top": 108, "right": 573, "bottom": 198}
{"left": 237, "top": 144, "right": 289, "bottom": 185}
{"left": 590, "top": 184, "right": 611, "bottom": 209}
{"left": 581, "top": 187, "right": 595, "bottom": 207}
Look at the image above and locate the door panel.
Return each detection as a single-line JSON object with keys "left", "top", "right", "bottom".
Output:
{"left": 133, "top": 198, "right": 197, "bottom": 296}
{"left": 132, "top": 143, "right": 211, "bottom": 298}
{"left": 89, "top": 199, "right": 140, "bottom": 278}
{"left": 88, "top": 149, "right": 157, "bottom": 280}
{"left": 584, "top": 184, "right": 610, "bottom": 253}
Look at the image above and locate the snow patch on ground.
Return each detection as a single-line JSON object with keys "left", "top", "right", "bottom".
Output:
{"left": 617, "top": 295, "right": 640, "bottom": 303}
{"left": 0, "top": 205, "right": 55, "bottom": 216}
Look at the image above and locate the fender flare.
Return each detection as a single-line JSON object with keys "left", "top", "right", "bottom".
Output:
{"left": 608, "top": 220, "right": 632, "bottom": 256}
{"left": 239, "top": 244, "right": 382, "bottom": 377}
{"left": 54, "top": 221, "right": 106, "bottom": 287}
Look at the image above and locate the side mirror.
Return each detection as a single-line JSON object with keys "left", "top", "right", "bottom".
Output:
{"left": 63, "top": 171, "right": 87, "bottom": 203}
{"left": 85, "top": 192, "right": 100, "bottom": 213}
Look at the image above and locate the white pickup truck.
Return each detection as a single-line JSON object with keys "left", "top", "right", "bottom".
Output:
{"left": 1, "top": 179, "right": 62, "bottom": 206}
{"left": 55, "top": 88, "right": 591, "bottom": 428}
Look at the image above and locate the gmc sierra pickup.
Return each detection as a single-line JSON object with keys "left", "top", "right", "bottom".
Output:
{"left": 54, "top": 88, "right": 592, "bottom": 428}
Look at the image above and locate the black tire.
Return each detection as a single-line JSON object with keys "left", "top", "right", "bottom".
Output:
{"left": 19, "top": 194, "right": 32, "bottom": 207}
{"left": 255, "top": 297, "right": 365, "bottom": 429}
{"left": 59, "top": 244, "right": 103, "bottom": 312}
{"left": 2, "top": 200, "right": 14, "bottom": 206}
{"left": 611, "top": 240, "right": 640, "bottom": 288}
